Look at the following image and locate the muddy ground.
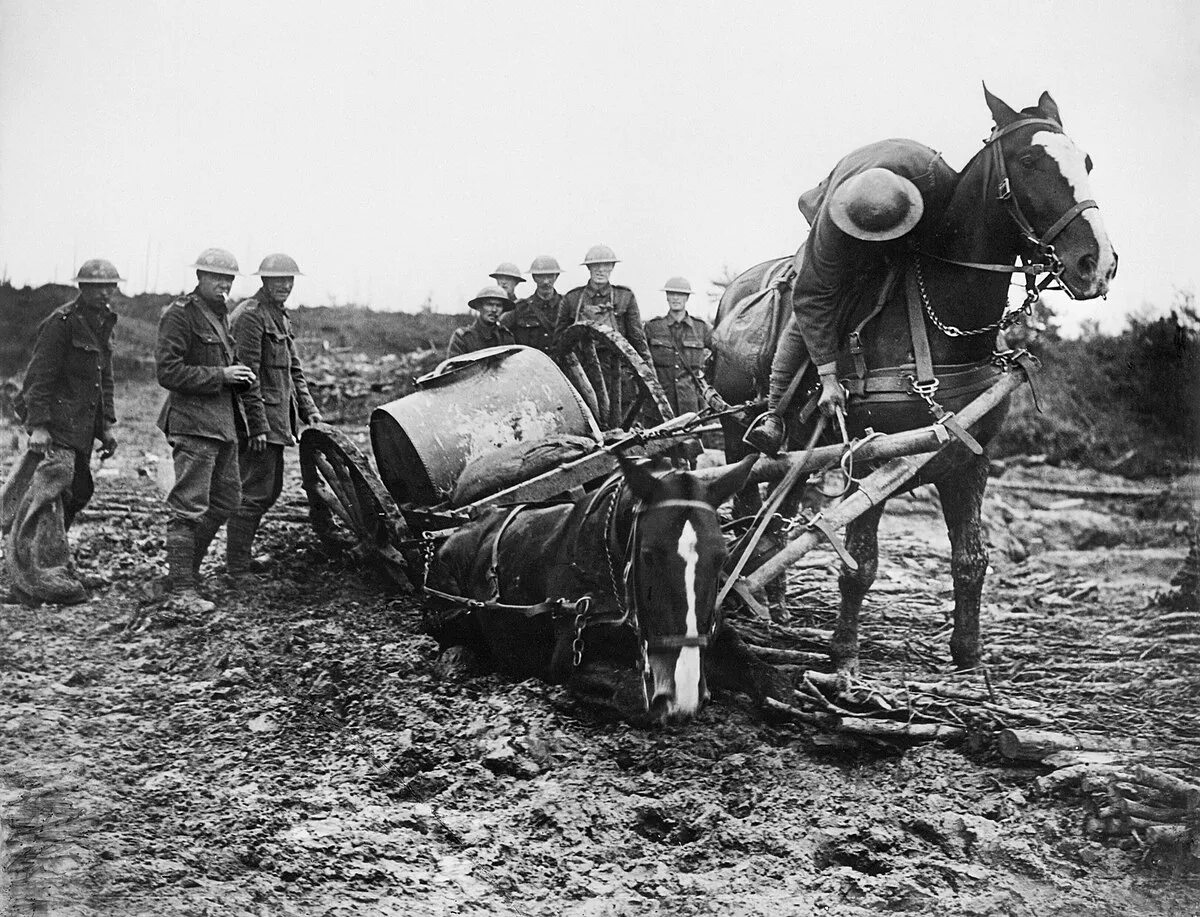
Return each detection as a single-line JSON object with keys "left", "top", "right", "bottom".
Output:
{"left": 1, "top": 381, "right": 1198, "bottom": 916}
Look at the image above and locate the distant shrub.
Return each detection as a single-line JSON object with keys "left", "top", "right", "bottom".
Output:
{"left": 996, "top": 294, "right": 1199, "bottom": 473}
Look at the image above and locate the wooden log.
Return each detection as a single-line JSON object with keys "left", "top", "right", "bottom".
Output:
{"left": 1100, "top": 799, "right": 1190, "bottom": 823}
{"left": 997, "top": 728, "right": 1147, "bottom": 762}
{"left": 1130, "top": 765, "right": 1200, "bottom": 809}
{"left": 1142, "top": 824, "right": 1194, "bottom": 847}
{"left": 1037, "top": 764, "right": 1134, "bottom": 794}
{"left": 835, "top": 718, "right": 965, "bottom": 743}
{"left": 744, "top": 645, "right": 830, "bottom": 667}
{"left": 740, "top": 365, "right": 1031, "bottom": 591}
{"left": 762, "top": 696, "right": 834, "bottom": 727}
{"left": 987, "top": 479, "right": 1165, "bottom": 499}
{"left": 1042, "top": 750, "right": 1132, "bottom": 769}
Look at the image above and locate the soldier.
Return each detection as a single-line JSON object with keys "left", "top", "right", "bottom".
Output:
{"left": 446, "top": 286, "right": 516, "bottom": 358}
{"left": 744, "top": 143, "right": 958, "bottom": 454}
{"left": 2, "top": 260, "right": 122, "bottom": 602}
{"left": 643, "top": 277, "right": 725, "bottom": 416}
{"left": 155, "top": 247, "right": 254, "bottom": 613}
{"left": 554, "top": 244, "right": 652, "bottom": 429}
{"left": 488, "top": 262, "right": 527, "bottom": 310}
{"left": 499, "top": 255, "right": 562, "bottom": 355}
{"left": 226, "top": 254, "right": 322, "bottom": 579}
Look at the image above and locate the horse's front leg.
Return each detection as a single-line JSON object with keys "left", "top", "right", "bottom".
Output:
{"left": 830, "top": 501, "right": 886, "bottom": 673}
{"left": 935, "top": 455, "right": 991, "bottom": 669}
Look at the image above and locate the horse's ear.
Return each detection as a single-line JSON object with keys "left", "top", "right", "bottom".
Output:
{"left": 618, "top": 454, "right": 660, "bottom": 502}
{"left": 982, "top": 82, "right": 1020, "bottom": 128}
{"left": 1037, "top": 91, "right": 1062, "bottom": 126}
{"left": 703, "top": 454, "right": 757, "bottom": 509}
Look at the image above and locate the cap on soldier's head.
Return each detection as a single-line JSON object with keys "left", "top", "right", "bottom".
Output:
{"left": 489, "top": 262, "right": 526, "bottom": 284}
{"left": 468, "top": 285, "right": 510, "bottom": 309}
{"left": 72, "top": 259, "right": 125, "bottom": 284}
{"left": 660, "top": 276, "right": 693, "bottom": 295}
{"left": 190, "top": 247, "right": 240, "bottom": 276}
{"left": 528, "top": 255, "right": 562, "bottom": 275}
{"left": 581, "top": 244, "right": 619, "bottom": 266}
{"left": 255, "top": 253, "right": 303, "bottom": 277}
{"left": 827, "top": 168, "right": 923, "bottom": 242}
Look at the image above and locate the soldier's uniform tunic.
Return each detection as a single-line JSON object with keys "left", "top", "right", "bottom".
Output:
{"left": 229, "top": 288, "right": 319, "bottom": 533}
{"left": 500, "top": 291, "right": 561, "bottom": 355}
{"left": 553, "top": 283, "right": 652, "bottom": 428}
{"left": 155, "top": 289, "right": 248, "bottom": 579}
{"left": 446, "top": 318, "right": 515, "bottom": 359}
{"left": 17, "top": 298, "right": 117, "bottom": 526}
{"left": 644, "top": 312, "right": 716, "bottom": 416}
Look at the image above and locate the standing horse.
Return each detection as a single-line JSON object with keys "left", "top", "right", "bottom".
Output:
{"left": 421, "top": 453, "right": 792, "bottom": 725}
{"left": 711, "top": 86, "right": 1117, "bottom": 672}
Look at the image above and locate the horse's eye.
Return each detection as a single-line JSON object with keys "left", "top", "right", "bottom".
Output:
{"left": 1018, "top": 151, "right": 1043, "bottom": 169}
{"left": 1084, "top": 154, "right": 1094, "bottom": 174}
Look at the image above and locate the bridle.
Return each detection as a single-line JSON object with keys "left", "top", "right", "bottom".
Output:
{"left": 917, "top": 117, "right": 1100, "bottom": 335}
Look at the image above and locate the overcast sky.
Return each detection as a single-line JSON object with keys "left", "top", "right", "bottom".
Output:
{"left": 0, "top": 0, "right": 1195, "bottom": 331}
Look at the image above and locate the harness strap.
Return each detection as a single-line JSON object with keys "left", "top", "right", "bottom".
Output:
{"left": 1041, "top": 199, "right": 1098, "bottom": 246}
{"left": 485, "top": 504, "right": 527, "bottom": 603}
{"left": 807, "top": 513, "right": 859, "bottom": 569}
{"left": 904, "top": 268, "right": 937, "bottom": 387}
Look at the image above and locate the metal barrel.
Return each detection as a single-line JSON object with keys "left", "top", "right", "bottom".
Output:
{"left": 369, "top": 345, "right": 602, "bottom": 506}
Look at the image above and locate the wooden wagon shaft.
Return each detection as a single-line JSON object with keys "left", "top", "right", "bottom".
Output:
{"left": 738, "top": 364, "right": 1031, "bottom": 593}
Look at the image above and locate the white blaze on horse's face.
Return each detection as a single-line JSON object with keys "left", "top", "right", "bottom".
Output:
{"left": 1032, "top": 130, "right": 1117, "bottom": 299}
{"left": 671, "top": 520, "right": 703, "bottom": 716}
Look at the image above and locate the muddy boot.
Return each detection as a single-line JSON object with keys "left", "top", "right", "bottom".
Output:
{"left": 192, "top": 516, "right": 222, "bottom": 578}
{"left": 742, "top": 368, "right": 794, "bottom": 456}
{"left": 225, "top": 513, "right": 261, "bottom": 581}
{"left": 165, "top": 522, "right": 215, "bottom": 616}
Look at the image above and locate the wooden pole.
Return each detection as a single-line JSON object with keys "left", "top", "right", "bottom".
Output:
{"left": 738, "top": 364, "right": 1031, "bottom": 593}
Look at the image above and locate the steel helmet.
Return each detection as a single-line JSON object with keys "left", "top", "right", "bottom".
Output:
{"left": 827, "top": 168, "right": 924, "bottom": 242}
{"left": 528, "top": 255, "right": 562, "bottom": 275}
{"left": 190, "top": 247, "right": 240, "bottom": 276}
{"left": 581, "top": 244, "right": 619, "bottom": 266}
{"left": 468, "top": 285, "right": 511, "bottom": 309}
{"left": 254, "top": 253, "right": 303, "bottom": 277}
{"left": 660, "top": 276, "right": 693, "bottom": 295}
{"left": 71, "top": 259, "right": 125, "bottom": 284}
{"left": 489, "top": 262, "right": 526, "bottom": 283}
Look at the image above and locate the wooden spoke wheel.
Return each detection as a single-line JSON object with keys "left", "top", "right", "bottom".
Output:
{"left": 559, "top": 321, "right": 674, "bottom": 431}
{"left": 299, "top": 425, "right": 414, "bottom": 591}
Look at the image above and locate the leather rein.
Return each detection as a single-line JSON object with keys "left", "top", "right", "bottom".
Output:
{"left": 917, "top": 117, "right": 1099, "bottom": 322}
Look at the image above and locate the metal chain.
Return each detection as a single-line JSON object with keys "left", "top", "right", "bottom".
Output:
{"left": 915, "top": 257, "right": 1029, "bottom": 339}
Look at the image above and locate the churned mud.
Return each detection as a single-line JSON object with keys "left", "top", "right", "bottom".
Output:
{"left": 1, "top": 382, "right": 1197, "bottom": 916}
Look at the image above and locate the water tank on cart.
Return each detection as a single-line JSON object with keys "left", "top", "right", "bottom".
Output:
{"left": 370, "top": 345, "right": 602, "bottom": 506}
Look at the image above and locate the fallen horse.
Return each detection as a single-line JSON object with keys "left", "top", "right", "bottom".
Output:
{"left": 422, "top": 453, "right": 792, "bottom": 725}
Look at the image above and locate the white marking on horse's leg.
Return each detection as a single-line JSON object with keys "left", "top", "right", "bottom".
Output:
{"left": 673, "top": 521, "right": 702, "bottom": 714}
{"left": 1032, "top": 131, "right": 1116, "bottom": 287}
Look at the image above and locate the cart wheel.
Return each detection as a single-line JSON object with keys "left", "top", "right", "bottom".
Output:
{"left": 560, "top": 321, "right": 675, "bottom": 430}
{"left": 299, "top": 425, "right": 414, "bottom": 591}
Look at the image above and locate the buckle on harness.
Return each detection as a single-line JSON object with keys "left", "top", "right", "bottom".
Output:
{"left": 997, "top": 177, "right": 1012, "bottom": 201}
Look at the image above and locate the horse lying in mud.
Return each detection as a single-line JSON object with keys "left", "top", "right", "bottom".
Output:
{"left": 421, "top": 454, "right": 793, "bottom": 725}
{"left": 711, "top": 86, "right": 1117, "bottom": 672}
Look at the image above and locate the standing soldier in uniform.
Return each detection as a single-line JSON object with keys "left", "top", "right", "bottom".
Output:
{"left": 1, "top": 259, "right": 122, "bottom": 603}
{"left": 500, "top": 255, "right": 561, "bottom": 356}
{"left": 155, "top": 248, "right": 253, "bottom": 613}
{"left": 446, "top": 286, "right": 516, "bottom": 358}
{"left": 488, "top": 262, "right": 527, "bottom": 310}
{"left": 644, "top": 277, "right": 727, "bottom": 465}
{"left": 554, "top": 244, "right": 652, "bottom": 429}
{"left": 227, "top": 254, "right": 322, "bottom": 579}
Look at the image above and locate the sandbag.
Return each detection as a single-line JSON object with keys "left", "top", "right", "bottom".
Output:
{"left": 1, "top": 447, "right": 87, "bottom": 605}
{"left": 451, "top": 435, "right": 598, "bottom": 508}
